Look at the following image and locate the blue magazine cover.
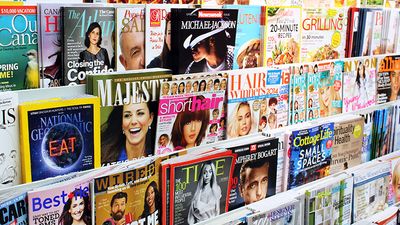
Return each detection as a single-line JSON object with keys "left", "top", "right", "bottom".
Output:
{"left": 27, "top": 104, "right": 95, "bottom": 181}
{"left": 0, "top": 193, "right": 27, "bottom": 225}
{"left": 223, "top": 5, "right": 262, "bottom": 70}
{"left": 287, "top": 122, "right": 334, "bottom": 190}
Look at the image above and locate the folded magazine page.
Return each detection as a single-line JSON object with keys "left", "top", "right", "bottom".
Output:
{"left": 169, "top": 151, "right": 235, "bottom": 225}
{"left": 155, "top": 77, "right": 226, "bottom": 154}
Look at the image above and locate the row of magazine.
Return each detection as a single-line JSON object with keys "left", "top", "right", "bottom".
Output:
{"left": 1, "top": 53, "right": 400, "bottom": 186}
{"left": 0, "top": 99, "right": 400, "bottom": 225}
{"left": 2, "top": 4, "right": 400, "bottom": 90}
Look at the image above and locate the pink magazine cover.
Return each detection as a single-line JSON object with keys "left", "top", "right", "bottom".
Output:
{"left": 155, "top": 77, "right": 226, "bottom": 154}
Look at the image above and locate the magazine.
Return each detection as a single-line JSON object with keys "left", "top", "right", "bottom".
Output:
{"left": 300, "top": 8, "right": 347, "bottom": 63}
{"left": 377, "top": 55, "right": 400, "bottom": 104}
{"left": 343, "top": 57, "right": 377, "bottom": 113}
{"left": 62, "top": 6, "right": 115, "bottom": 85}
{"left": 306, "top": 63, "right": 321, "bottom": 121}
{"left": 170, "top": 8, "right": 238, "bottom": 74}
{"left": 155, "top": 77, "right": 226, "bottom": 154}
{"left": 115, "top": 5, "right": 145, "bottom": 72}
{"left": 169, "top": 151, "right": 235, "bottom": 225}
{"left": 291, "top": 65, "right": 307, "bottom": 124}
{"left": 0, "top": 6, "right": 39, "bottom": 91}
{"left": 86, "top": 69, "right": 171, "bottom": 165}
{"left": 287, "top": 122, "right": 334, "bottom": 190}
{"left": 263, "top": 7, "right": 301, "bottom": 67}
{"left": 317, "top": 61, "right": 342, "bottom": 118}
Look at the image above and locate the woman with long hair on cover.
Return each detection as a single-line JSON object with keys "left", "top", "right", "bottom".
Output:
{"left": 187, "top": 161, "right": 221, "bottom": 224}
{"left": 58, "top": 189, "right": 91, "bottom": 225}
{"left": 101, "top": 100, "right": 156, "bottom": 165}
{"left": 171, "top": 95, "right": 210, "bottom": 150}
{"left": 147, "top": 13, "right": 172, "bottom": 69}
{"left": 227, "top": 101, "right": 254, "bottom": 138}
{"left": 140, "top": 181, "right": 161, "bottom": 222}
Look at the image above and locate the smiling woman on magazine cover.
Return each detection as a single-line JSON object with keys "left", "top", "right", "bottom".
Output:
{"left": 227, "top": 101, "right": 254, "bottom": 138}
{"left": 101, "top": 101, "right": 156, "bottom": 165}
{"left": 58, "top": 189, "right": 91, "bottom": 225}
{"left": 79, "top": 22, "right": 111, "bottom": 74}
{"left": 171, "top": 95, "right": 210, "bottom": 150}
{"left": 187, "top": 161, "right": 221, "bottom": 224}
{"left": 140, "top": 181, "right": 161, "bottom": 222}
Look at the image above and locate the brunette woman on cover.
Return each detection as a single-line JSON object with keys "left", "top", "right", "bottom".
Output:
{"left": 147, "top": 13, "right": 172, "bottom": 69}
{"left": 79, "top": 22, "right": 111, "bottom": 74}
{"left": 140, "top": 181, "right": 161, "bottom": 222}
{"left": 187, "top": 161, "right": 221, "bottom": 224}
{"left": 171, "top": 95, "right": 210, "bottom": 150}
{"left": 58, "top": 190, "right": 91, "bottom": 225}
{"left": 101, "top": 101, "right": 156, "bottom": 165}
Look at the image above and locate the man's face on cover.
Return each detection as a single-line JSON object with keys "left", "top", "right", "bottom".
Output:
{"left": 111, "top": 198, "right": 126, "bottom": 221}
{"left": 191, "top": 40, "right": 207, "bottom": 62}
{"left": 119, "top": 28, "right": 145, "bottom": 70}
{"left": 239, "top": 163, "right": 269, "bottom": 205}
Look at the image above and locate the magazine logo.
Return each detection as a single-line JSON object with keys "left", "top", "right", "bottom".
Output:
{"left": 250, "top": 144, "right": 257, "bottom": 153}
{"left": 150, "top": 9, "right": 161, "bottom": 27}
{"left": 198, "top": 10, "right": 223, "bottom": 19}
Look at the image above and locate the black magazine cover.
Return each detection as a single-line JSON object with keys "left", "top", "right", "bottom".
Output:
{"left": 62, "top": 7, "right": 115, "bottom": 85}
{"left": 170, "top": 8, "right": 238, "bottom": 74}
{"left": 170, "top": 152, "right": 234, "bottom": 225}
{"left": 227, "top": 138, "right": 278, "bottom": 211}
{"left": 377, "top": 55, "right": 400, "bottom": 104}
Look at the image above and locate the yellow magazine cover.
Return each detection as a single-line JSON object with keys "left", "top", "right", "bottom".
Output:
{"left": 19, "top": 96, "right": 100, "bottom": 183}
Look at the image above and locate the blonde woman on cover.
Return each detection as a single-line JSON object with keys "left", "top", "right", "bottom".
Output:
{"left": 227, "top": 101, "right": 254, "bottom": 138}
{"left": 392, "top": 160, "right": 400, "bottom": 202}
{"left": 319, "top": 77, "right": 341, "bottom": 117}
{"left": 187, "top": 162, "right": 221, "bottom": 224}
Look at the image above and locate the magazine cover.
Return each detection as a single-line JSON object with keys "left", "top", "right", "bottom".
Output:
{"left": 330, "top": 117, "right": 364, "bottom": 174}
{"left": 19, "top": 97, "right": 100, "bottom": 182}
{"left": 360, "top": 9, "right": 374, "bottom": 56}
{"left": 318, "top": 62, "right": 342, "bottom": 118}
{"left": 38, "top": 4, "right": 64, "bottom": 88}
{"left": 393, "top": 102, "right": 400, "bottom": 152}
{"left": 287, "top": 122, "right": 334, "bottom": 190}
{"left": 116, "top": 6, "right": 145, "bottom": 71}
{"left": 306, "top": 63, "right": 321, "bottom": 121}
{"left": 28, "top": 174, "right": 95, "bottom": 225}
{"left": 247, "top": 199, "right": 300, "bottom": 225}
{"left": 346, "top": 8, "right": 359, "bottom": 58}
{"left": 169, "top": 152, "right": 235, "bottom": 225}
{"left": 227, "top": 138, "right": 279, "bottom": 211}
{"left": 360, "top": 111, "right": 373, "bottom": 163}
{"left": 300, "top": 8, "right": 347, "bottom": 63}
{"left": 265, "top": 129, "right": 286, "bottom": 193}
{"left": 342, "top": 58, "right": 377, "bottom": 113}
{"left": 86, "top": 69, "right": 171, "bottom": 165}
{"left": 0, "top": 6, "right": 39, "bottom": 91}
{"left": 263, "top": 7, "right": 301, "bottom": 67}
{"left": 227, "top": 68, "right": 289, "bottom": 139}
{"left": 377, "top": 55, "right": 400, "bottom": 104}
{"left": 351, "top": 161, "right": 391, "bottom": 223}
{"left": 384, "top": 9, "right": 398, "bottom": 54}
{"left": 62, "top": 7, "right": 115, "bottom": 85}
{"left": 155, "top": 77, "right": 226, "bottom": 154}
{"left": 305, "top": 175, "right": 353, "bottom": 225}
{"left": 223, "top": 5, "right": 261, "bottom": 70}
{"left": 93, "top": 159, "right": 161, "bottom": 225}
{"left": 145, "top": 4, "right": 187, "bottom": 70}
{"left": 170, "top": 8, "right": 238, "bottom": 74}
{"left": 0, "top": 92, "right": 20, "bottom": 187}
{"left": 0, "top": 193, "right": 27, "bottom": 225}
{"left": 291, "top": 65, "right": 307, "bottom": 124}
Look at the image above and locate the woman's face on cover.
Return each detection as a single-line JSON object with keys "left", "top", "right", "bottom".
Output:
{"left": 89, "top": 27, "right": 100, "bottom": 46}
{"left": 122, "top": 103, "right": 153, "bottom": 147}
{"left": 358, "top": 63, "right": 365, "bottom": 78}
{"left": 159, "top": 135, "right": 168, "bottom": 147}
{"left": 220, "top": 79, "right": 227, "bottom": 90}
{"left": 183, "top": 120, "right": 202, "bottom": 148}
{"left": 193, "top": 82, "right": 199, "bottom": 92}
{"left": 206, "top": 79, "right": 213, "bottom": 91}
{"left": 146, "top": 186, "right": 155, "bottom": 209}
{"left": 171, "top": 83, "right": 177, "bottom": 94}
{"left": 200, "top": 81, "right": 206, "bottom": 91}
{"left": 203, "top": 164, "right": 213, "bottom": 184}
{"left": 237, "top": 104, "right": 251, "bottom": 136}
{"left": 391, "top": 71, "right": 400, "bottom": 93}
{"left": 69, "top": 197, "right": 85, "bottom": 222}
{"left": 320, "top": 86, "right": 331, "bottom": 107}
{"left": 260, "top": 100, "right": 267, "bottom": 112}
{"left": 308, "top": 99, "right": 313, "bottom": 108}
{"left": 162, "top": 83, "right": 169, "bottom": 95}
{"left": 165, "top": 21, "right": 172, "bottom": 51}
{"left": 179, "top": 83, "right": 185, "bottom": 93}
